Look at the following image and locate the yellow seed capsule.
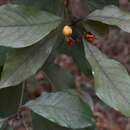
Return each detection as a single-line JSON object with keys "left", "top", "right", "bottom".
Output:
{"left": 63, "top": 25, "right": 72, "bottom": 37}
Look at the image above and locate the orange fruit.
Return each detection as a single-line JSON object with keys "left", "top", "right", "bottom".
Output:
{"left": 63, "top": 25, "right": 72, "bottom": 37}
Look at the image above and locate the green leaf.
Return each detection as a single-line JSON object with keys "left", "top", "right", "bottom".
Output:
{"left": 13, "top": 0, "right": 65, "bottom": 17}
{"left": 88, "top": 5, "right": 130, "bottom": 33}
{"left": 83, "top": 40, "right": 130, "bottom": 116}
{"left": 26, "top": 90, "right": 95, "bottom": 129}
{"left": 0, "top": 4, "right": 62, "bottom": 48}
{"left": 71, "top": 43, "right": 92, "bottom": 77}
{"left": 0, "top": 33, "right": 58, "bottom": 89}
{"left": 87, "top": 0, "right": 118, "bottom": 11}
{"left": 32, "top": 113, "right": 71, "bottom": 130}
{"left": 32, "top": 113, "right": 94, "bottom": 130}
{"left": 0, "top": 85, "right": 23, "bottom": 117}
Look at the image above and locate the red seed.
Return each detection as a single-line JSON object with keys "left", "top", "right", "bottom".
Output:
{"left": 67, "top": 38, "right": 75, "bottom": 48}
{"left": 85, "top": 33, "right": 96, "bottom": 43}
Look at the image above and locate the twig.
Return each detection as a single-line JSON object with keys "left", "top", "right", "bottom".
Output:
{"left": 19, "top": 81, "right": 26, "bottom": 109}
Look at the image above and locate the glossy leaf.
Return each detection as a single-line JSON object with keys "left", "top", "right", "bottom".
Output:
{"left": 26, "top": 90, "right": 95, "bottom": 129}
{"left": 32, "top": 113, "right": 94, "bottom": 130}
{"left": 88, "top": 5, "right": 130, "bottom": 33}
{"left": 0, "top": 33, "right": 58, "bottom": 89}
{"left": 84, "top": 40, "right": 130, "bottom": 116}
{"left": 0, "top": 4, "right": 62, "bottom": 48}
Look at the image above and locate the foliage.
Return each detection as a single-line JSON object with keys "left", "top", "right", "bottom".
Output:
{"left": 0, "top": 0, "right": 130, "bottom": 130}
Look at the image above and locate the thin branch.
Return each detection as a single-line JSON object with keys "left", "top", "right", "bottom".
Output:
{"left": 19, "top": 81, "right": 26, "bottom": 109}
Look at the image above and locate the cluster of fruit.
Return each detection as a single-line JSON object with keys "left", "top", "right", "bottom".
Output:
{"left": 63, "top": 25, "right": 96, "bottom": 47}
